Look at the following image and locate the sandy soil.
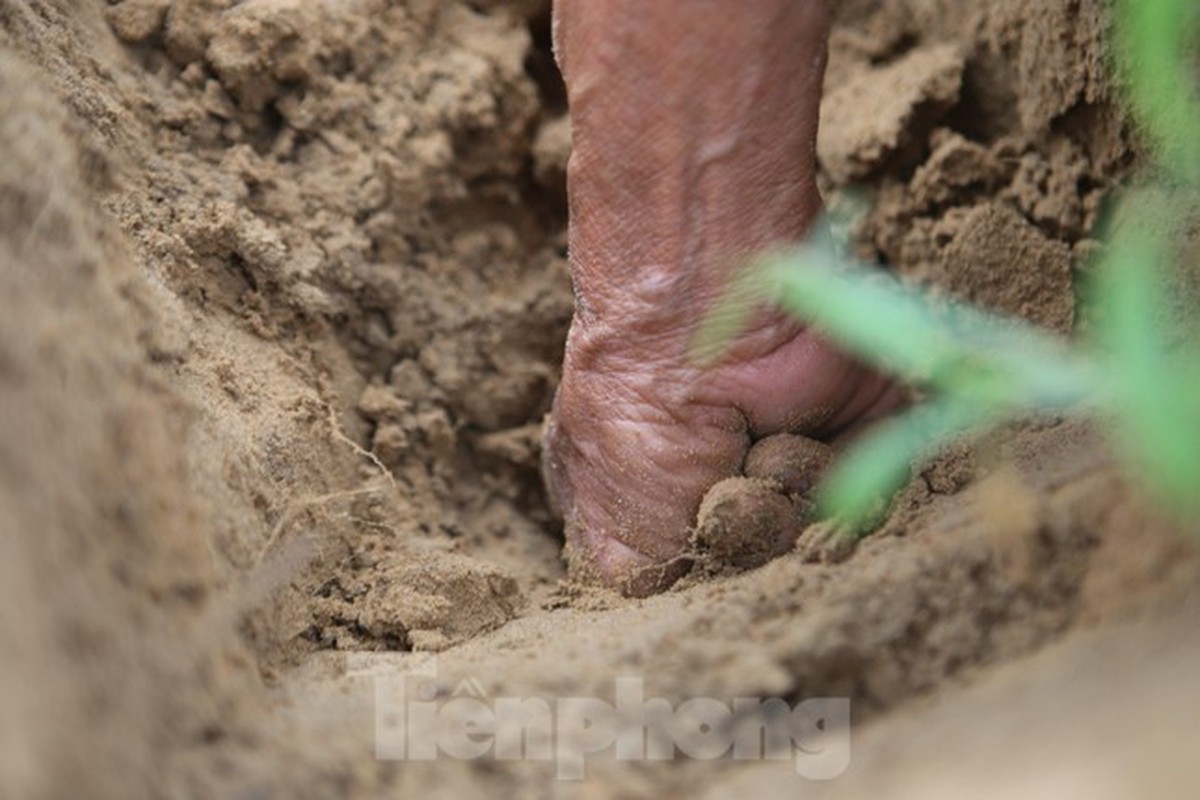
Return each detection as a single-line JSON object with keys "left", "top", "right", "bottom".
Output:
{"left": 1, "top": 0, "right": 1198, "bottom": 797}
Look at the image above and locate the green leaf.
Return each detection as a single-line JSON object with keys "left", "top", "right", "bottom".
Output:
{"left": 1116, "top": 0, "right": 1200, "bottom": 183}
{"left": 817, "top": 399, "right": 997, "bottom": 533}
{"left": 753, "top": 236, "right": 1099, "bottom": 411}
{"left": 1093, "top": 199, "right": 1200, "bottom": 515}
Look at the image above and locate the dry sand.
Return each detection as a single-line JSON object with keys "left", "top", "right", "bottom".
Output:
{"left": 1, "top": 0, "right": 1198, "bottom": 797}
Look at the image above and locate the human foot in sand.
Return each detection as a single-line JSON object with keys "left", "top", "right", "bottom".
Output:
{"left": 543, "top": 0, "right": 899, "bottom": 595}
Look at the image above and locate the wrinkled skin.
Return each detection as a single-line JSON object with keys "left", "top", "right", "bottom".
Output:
{"left": 543, "top": 0, "right": 899, "bottom": 596}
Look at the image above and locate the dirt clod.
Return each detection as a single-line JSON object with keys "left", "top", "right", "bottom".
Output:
{"left": 938, "top": 203, "right": 1076, "bottom": 332}
{"left": 819, "top": 42, "right": 965, "bottom": 183}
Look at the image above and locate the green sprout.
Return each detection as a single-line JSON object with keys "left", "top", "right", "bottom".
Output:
{"left": 696, "top": 0, "right": 1200, "bottom": 532}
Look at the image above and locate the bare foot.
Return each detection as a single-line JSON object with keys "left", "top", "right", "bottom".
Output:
{"left": 543, "top": 0, "right": 897, "bottom": 595}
